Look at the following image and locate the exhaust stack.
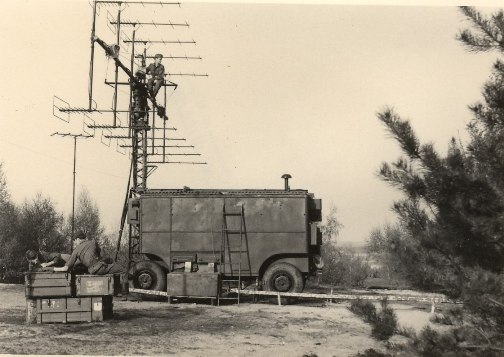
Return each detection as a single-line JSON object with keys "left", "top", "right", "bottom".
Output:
{"left": 281, "top": 174, "right": 292, "bottom": 191}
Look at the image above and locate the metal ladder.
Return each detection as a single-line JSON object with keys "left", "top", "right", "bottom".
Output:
{"left": 221, "top": 203, "right": 249, "bottom": 304}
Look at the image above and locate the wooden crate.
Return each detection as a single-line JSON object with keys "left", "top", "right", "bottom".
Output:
{"left": 75, "top": 275, "right": 119, "bottom": 296}
{"left": 25, "top": 272, "right": 73, "bottom": 298}
{"left": 36, "top": 296, "right": 113, "bottom": 324}
{"left": 166, "top": 272, "right": 220, "bottom": 297}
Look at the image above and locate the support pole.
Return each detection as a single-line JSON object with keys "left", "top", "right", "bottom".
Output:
{"left": 72, "top": 136, "right": 77, "bottom": 241}
{"left": 113, "top": 9, "right": 121, "bottom": 126}
{"left": 50, "top": 132, "right": 93, "bottom": 251}
{"left": 88, "top": 0, "right": 98, "bottom": 110}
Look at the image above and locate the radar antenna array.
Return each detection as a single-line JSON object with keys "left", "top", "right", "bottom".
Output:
{"left": 52, "top": 0, "right": 207, "bottom": 263}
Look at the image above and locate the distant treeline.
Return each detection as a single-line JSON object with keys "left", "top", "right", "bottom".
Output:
{"left": 0, "top": 177, "right": 125, "bottom": 283}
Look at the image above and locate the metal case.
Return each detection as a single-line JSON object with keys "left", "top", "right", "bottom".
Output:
{"left": 166, "top": 272, "right": 220, "bottom": 297}
{"left": 36, "top": 296, "right": 113, "bottom": 323}
{"left": 75, "top": 274, "right": 119, "bottom": 296}
{"left": 25, "top": 272, "right": 73, "bottom": 298}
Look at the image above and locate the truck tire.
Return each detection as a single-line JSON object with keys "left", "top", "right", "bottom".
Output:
{"left": 131, "top": 261, "right": 167, "bottom": 292}
{"left": 263, "top": 262, "right": 304, "bottom": 293}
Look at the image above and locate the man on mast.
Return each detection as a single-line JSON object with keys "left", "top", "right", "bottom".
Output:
{"left": 145, "top": 54, "right": 165, "bottom": 99}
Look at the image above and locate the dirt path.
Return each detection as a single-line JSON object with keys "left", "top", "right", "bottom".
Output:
{"left": 0, "top": 284, "right": 436, "bottom": 356}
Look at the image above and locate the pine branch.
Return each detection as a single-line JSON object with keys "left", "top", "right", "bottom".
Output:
{"left": 377, "top": 109, "right": 421, "bottom": 160}
{"left": 457, "top": 6, "right": 504, "bottom": 53}
{"left": 457, "top": 30, "right": 497, "bottom": 53}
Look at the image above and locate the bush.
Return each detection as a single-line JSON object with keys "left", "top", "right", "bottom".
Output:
{"left": 412, "top": 327, "right": 462, "bottom": 357}
{"left": 349, "top": 299, "right": 398, "bottom": 341}
{"left": 371, "top": 300, "right": 398, "bottom": 341}
{"left": 321, "top": 244, "right": 371, "bottom": 287}
{"left": 353, "top": 349, "right": 392, "bottom": 357}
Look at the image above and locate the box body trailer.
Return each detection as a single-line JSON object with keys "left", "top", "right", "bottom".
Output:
{"left": 128, "top": 188, "right": 322, "bottom": 293}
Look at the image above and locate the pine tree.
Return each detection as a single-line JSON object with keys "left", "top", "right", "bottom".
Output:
{"left": 372, "top": 7, "right": 504, "bottom": 352}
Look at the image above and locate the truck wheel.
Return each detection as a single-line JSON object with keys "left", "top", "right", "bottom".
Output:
{"left": 263, "top": 262, "right": 304, "bottom": 293}
{"left": 131, "top": 261, "right": 166, "bottom": 292}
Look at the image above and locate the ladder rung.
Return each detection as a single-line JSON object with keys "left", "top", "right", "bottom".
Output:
{"left": 223, "top": 230, "right": 242, "bottom": 234}
{"left": 224, "top": 212, "right": 242, "bottom": 216}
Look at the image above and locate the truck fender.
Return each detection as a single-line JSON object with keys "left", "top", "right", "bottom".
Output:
{"left": 259, "top": 255, "right": 309, "bottom": 278}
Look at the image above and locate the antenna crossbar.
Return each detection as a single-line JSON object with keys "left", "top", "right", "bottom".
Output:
{"left": 105, "top": 131, "right": 176, "bottom": 138}
{"left": 96, "top": 1, "right": 181, "bottom": 5}
{"left": 51, "top": 132, "right": 94, "bottom": 138}
{"left": 111, "top": 20, "right": 189, "bottom": 27}
{"left": 148, "top": 161, "right": 207, "bottom": 165}
{"left": 167, "top": 72, "right": 208, "bottom": 77}
{"left": 135, "top": 55, "right": 202, "bottom": 60}
{"left": 105, "top": 80, "right": 177, "bottom": 87}
{"left": 149, "top": 153, "right": 201, "bottom": 156}
{"left": 123, "top": 39, "right": 196, "bottom": 45}
{"left": 119, "top": 139, "right": 186, "bottom": 147}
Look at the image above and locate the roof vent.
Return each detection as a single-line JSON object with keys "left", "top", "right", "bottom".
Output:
{"left": 281, "top": 174, "right": 292, "bottom": 191}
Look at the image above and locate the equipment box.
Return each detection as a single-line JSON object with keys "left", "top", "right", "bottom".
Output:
{"left": 75, "top": 275, "right": 119, "bottom": 296}
{"left": 25, "top": 272, "right": 73, "bottom": 298}
{"left": 36, "top": 296, "right": 113, "bottom": 324}
{"left": 166, "top": 272, "right": 220, "bottom": 297}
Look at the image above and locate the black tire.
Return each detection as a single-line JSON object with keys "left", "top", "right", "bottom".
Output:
{"left": 131, "top": 261, "right": 167, "bottom": 292}
{"left": 262, "top": 262, "right": 304, "bottom": 293}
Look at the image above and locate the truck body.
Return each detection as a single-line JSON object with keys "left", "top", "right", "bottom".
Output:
{"left": 128, "top": 188, "right": 322, "bottom": 293}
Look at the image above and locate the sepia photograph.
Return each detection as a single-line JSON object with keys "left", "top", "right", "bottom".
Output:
{"left": 0, "top": 0, "right": 503, "bottom": 356}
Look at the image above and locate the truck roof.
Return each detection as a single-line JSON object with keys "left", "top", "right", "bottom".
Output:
{"left": 140, "top": 188, "right": 313, "bottom": 198}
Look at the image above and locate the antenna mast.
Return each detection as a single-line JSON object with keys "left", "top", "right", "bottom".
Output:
{"left": 53, "top": 0, "right": 208, "bottom": 265}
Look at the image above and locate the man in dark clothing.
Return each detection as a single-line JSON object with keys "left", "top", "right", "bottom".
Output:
{"left": 54, "top": 231, "right": 124, "bottom": 275}
{"left": 25, "top": 249, "right": 70, "bottom": 270}
{"left": 145, "top": 53, "right": 165, "bottom": 98}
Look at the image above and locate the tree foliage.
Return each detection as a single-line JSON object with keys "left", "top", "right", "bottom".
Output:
{"left": 0, "top": 171, "right": 111, "bottom": 281}
{"left": 0, "top": 163, "right": 20, "bottom": 281}
{"left": 68, "top": 187, "right": 105, "bottom": 242}
{"left": 369, "top": 6, "right": 504, "bottom": 353}
{"left": 19, "top": 194, "right": 66, "bottom": 253}
{"left": 457, "top": 7, "right": 504, "bottom": 54}
{"left": 319, "top": 206, "right": 371, "bottom": 287}
{"left": 320, "top": 204, "right": 343, "bottom": 244}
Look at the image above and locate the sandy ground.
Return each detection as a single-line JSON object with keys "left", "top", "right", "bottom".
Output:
{"left": 0, "top": 284, "right": 441, "bottom": 356}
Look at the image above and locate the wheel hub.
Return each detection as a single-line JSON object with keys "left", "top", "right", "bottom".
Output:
{"left": 137, "top": 272, "right": 154, "bottom": 289}
{"left": 273, "top": 274, "right": 291, "bottom": 292}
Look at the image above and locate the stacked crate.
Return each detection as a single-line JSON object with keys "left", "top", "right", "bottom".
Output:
{"left": 25, "top": 272, "right": 117, "bottom": 324}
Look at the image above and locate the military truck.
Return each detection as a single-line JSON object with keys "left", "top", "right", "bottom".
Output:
{"left": 127, "top": 177, "right": 323, "bottom": 293}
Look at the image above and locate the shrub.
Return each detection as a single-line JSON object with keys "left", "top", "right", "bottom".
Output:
{"left": 353, "top": 349, "right": 392, "bottom": 357}
{"left": 371, "top": 300, "right": 398, "bottom": 341}
{"left": 349, "top": 299, "right": 377, "bottom": 323}
{"left": 321, "top": 244, "right": 371, "bottom": 287}
{"left": 349, "top": 299, "right": 398, "bottom": 341}
{"left": 412, "top": 326, "right": 461, "bottom": 357}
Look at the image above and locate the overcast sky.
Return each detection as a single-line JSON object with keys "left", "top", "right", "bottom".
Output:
{"left": 0, "top": 1, "right": 501, "bottom": 244}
